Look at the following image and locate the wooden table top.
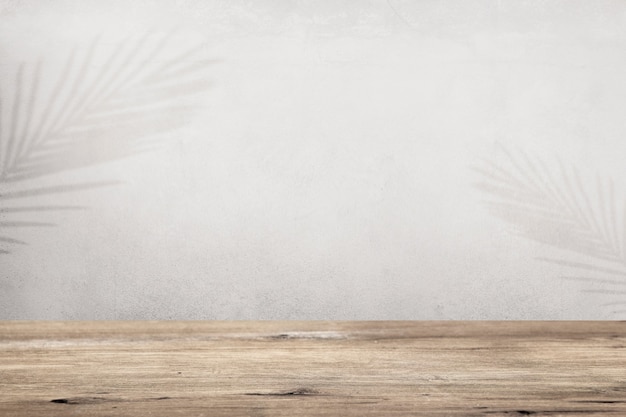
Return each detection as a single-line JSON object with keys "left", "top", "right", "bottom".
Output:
{"left": 1, "top": 321, "right": 625, "bottom": 416}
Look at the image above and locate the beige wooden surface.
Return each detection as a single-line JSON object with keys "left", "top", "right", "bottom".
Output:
{"left": 1, "top": 321, "right": 625, "bottom": 416}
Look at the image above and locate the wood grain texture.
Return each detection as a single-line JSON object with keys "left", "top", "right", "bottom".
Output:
{"left": 1, "top": 321, "right": 625, "bottom": 416}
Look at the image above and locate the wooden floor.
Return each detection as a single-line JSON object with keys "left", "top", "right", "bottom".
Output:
{"left": 1, "top": 321, "right": 625, "bottom": 416}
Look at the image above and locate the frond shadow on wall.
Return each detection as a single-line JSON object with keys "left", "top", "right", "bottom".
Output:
{"left": 0, "top": 33, "right": 213, "bottom": 254}
{"left": 472, "top": 143, "right": 626, "bottom": 315}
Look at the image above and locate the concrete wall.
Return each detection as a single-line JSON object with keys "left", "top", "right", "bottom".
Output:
{"left": 1, "top": 0, "right": 625, "bottom": 319}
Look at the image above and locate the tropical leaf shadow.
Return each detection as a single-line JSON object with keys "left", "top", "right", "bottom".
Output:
{"left": 473, "top": 144, "right": 626, "bottom": 314}
{"left": 0, "top": 33, "right": 213, "bottom": 253}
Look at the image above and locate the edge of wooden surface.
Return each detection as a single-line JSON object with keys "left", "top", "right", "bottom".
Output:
{"left": 1, "top": 320, "right": 625, "bottom": 341}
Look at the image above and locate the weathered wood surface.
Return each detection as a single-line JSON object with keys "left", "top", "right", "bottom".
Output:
{"left": 1, "top": 321, "right": 625, "bottom": 416}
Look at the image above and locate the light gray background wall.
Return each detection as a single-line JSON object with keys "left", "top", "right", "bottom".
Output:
{"left": 1, "top": 0, "right": 626, "bottom": 319}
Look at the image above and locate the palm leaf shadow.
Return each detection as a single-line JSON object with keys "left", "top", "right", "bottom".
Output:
{"left": 0, "top": 33, "right": 213, "bottom": 254}
{"left": 472, "top": 144, "right": 626, "bottom": 314}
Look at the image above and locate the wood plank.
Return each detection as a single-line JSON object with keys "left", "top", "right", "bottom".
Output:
{"left": 1, "top": 321, "right": 625, "bottom": 416}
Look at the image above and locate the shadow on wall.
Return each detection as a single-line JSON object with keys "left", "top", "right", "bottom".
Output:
{"left": 474, "top": 143, "right": 626, "bottom": 315}
{"left": 0, "top": 33, "right": 213, "bottom": 254}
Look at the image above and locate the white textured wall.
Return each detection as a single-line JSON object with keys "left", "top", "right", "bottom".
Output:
{"left": 1, "top": 0, "right": 626, "bottom": 319}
